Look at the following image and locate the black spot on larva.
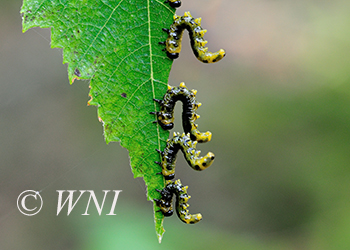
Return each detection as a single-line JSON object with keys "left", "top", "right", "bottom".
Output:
{"left": 202, "top": 162, "right": 207, "bottom": 167}
{"left": 211, "top": 156, "right": 215, "bottom": 160}
{"left": 74, "top": 68, "right": 81, "bottom": 77}
{"left": 190, "top": 221, "right": 195, "bottom": 224}
{"left": 194, "top": 165, "right": 200, "bottom": 170}
{"left": 121, "top": 93, "right": 127, "bottom": 98}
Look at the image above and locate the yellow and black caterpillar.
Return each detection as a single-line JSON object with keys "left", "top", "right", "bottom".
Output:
{"left": 151, "top": 82, "right": 212, "bottom": 143}
{"left": 155, "top": 132, "right": 215, "bottom": 180}
{"left": 154, "top": 179, "right": 202, "bottom": 224}
{"left": 159, "top": 12, "right": 226, "bottom": 63}
{"left": 164, "top": 0, "right": 181, "bottom": 8}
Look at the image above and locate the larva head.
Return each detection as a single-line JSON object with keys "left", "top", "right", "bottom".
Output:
{"left": 169, "top": 1, "right": 181, "bottom": 8}
{"left": 166, "top": 51, "right": 179, "bottom": 59}
{"left": 159, "top": 204, "right": 174, "bottom": 217}
{"left": 159, "top": 120, "right": 174, "bottom": 130}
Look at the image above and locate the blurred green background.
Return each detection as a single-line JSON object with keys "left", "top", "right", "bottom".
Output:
{"left": 1, "top": 0, "right": 350, "bottom": 249}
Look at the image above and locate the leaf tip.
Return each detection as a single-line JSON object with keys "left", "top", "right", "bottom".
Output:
{"left": 157, "top": 233, "right": 163, "bottom": 244}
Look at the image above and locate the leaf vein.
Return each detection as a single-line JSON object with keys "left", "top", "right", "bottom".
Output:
{"left": 75, "top": 0, "right": 125, "bottom": 70}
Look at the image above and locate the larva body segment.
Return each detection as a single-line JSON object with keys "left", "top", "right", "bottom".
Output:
{"left": 154, "top": 179, "right": 202, "bottom": 224}
{"left": 156, "top": 136, "right": 178, "bottom": 180}
{"left": 152, "top": 82, "right": 212, "bottom": 143}
{"left": 161, "top": 12, "right": 226, "bottom": 63}
{"left": 156, "top": 133, "right": 215, "bottom": 180}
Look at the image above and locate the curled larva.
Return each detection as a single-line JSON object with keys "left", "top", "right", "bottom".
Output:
{"left": 164, "top": 0, "right": 181, "bottom": 8}
{"left": 155, "top": 132, "right": 215, "bottom": 180}
{"left": 151, "top": 82, "right": 212, "bottom": 143}
{"left": 159, "top": 12, "right": 226, "bottom": 63}
{"left": 154, "top": 179, "right": 202, "bottom": 224}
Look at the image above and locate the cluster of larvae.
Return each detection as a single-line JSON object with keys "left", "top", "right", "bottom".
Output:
{"left": 151, "top": 83, "right": 214, "bottom": 224}
{"left": 152, "top": 2, "right": 225, "bottom": 224}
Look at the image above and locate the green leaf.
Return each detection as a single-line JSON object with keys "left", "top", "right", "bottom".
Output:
{"left": 21, "top": 0, "right": 175, "bottom": 241}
